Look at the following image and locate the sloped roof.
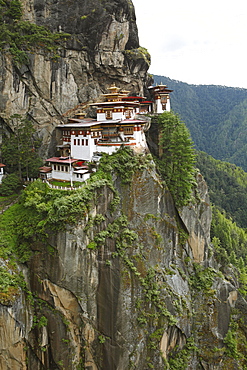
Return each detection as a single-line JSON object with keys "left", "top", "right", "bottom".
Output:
{"left": 46, "top": 157, "right": 79, "bottom": 164}
{"left": 39, "top": 166, "right": 52, "bottom": 173}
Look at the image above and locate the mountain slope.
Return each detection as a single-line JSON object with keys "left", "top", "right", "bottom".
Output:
{"left": 196, "top": 150, "right": 247, "bottom": 228}
{"left": 153, "top": 75, "right": 247, "bottom": 170}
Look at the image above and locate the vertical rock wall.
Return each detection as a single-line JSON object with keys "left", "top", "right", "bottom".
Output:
{"left": 0, "top": 0, "right": 151, "bottom": 157}
{"left": 1, "top": 163, "right": 246, "bottom": 369}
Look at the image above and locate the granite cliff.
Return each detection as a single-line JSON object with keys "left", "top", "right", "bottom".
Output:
{"left": 1, "top": 0, "right": 247, "bottom": 369}
{"left": 0, "top": 0, "right": 151, "bottom": 157}
{"left": 1, "top": 149, "right": 247, "bottom": 369}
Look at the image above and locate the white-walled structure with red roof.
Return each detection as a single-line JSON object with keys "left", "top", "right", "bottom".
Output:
{"left": 42, "top": 84, "right": 172, "bottom": 183}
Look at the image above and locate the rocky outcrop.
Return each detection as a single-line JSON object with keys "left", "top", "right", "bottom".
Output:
{"left": 1, "top": 160, "right": 246, "bottom": 369}
{"left": 1, "top": 1, "right": 247, "bottom": 368}
{"left": 0, "top": 0, "right": 151, "bottom": 157}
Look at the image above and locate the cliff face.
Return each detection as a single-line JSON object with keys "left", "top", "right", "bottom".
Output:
{"left": 1, "top": 156, "right": 247, "bottom": 369}
{"left": 0, "top": 0, "right": 150, "bottom": 157}
{"left": 1, "top": 1, "right": 247, "bottom": 369}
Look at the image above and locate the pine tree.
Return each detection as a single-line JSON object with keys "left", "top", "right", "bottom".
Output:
{"left": 1, "top": 115, "right": 42, "bottom": 178}
{"left": 154, "top": 111, "right": 196, "bottom": 207}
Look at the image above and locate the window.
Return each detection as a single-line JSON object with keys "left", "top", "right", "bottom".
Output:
{"left": 65, "top": 166, "right": 68, "bottom": 172}
{"left": 61, "top": 166, "right": 64, "bottom": 171}
{"left": 77, "top": 139, "right": 80, "bottom": 145}
{"left": 125, "top": 110, "right": 132, "bottom": 118}
{"left": 54, "top": 165, "right": 56, "bottom": 170}
{"left": 94, "top": 139, "right": 98, "bottom": 145}
{"left": 123, "top": 126, "right": 133, "bottom": 135}
{"left": 81, "top": 139, "right": 84, "bottom": 146}
{"left": 74, "top": 139, "right": 76, "bottom": 145}
{"left": 106, "top": 110, "right": 112, "bottom": 119}
{"left": 57, "top": 165, "right": 60, "bottom": 171}
{"left": 86, "top": 139, "right": 88, "bottom": 146}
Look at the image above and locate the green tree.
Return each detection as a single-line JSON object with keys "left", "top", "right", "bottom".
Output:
{"left": 0, "top": 0, "right": 70, "bottom": 65}
{"left": 0, "top": 173, "right": 22, "bottom": 196}
{"left": 154, "top": 112, "right": 196, "bottom": 207}
{"left": 1, "top": 115, "right": 43, "bottom": 179}
{"left": 196, "top": 150, "right": 247, "bottom": 228}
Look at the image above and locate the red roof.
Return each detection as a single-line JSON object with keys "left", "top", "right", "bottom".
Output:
{"left": 0, "top": 163, "right": 6, "bottom": 168}
{"left": 46, "top": 157, "right": 80, "bottom": 164}
{"left": 123, "top": 96, "right": 146, "bottom": 102}
{"left": 39, "top": 166, "right": 52, "bottom": 173}
{"left": 91, "top": 101, "right": 139, "bottom": 107}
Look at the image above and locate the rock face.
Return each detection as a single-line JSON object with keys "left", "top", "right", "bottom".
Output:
{"left": 1, "top": 1, "right": 247, "bottom": 369}
{"left": 1, "top": 161, "right": 247, "bottom": 369}
{"left": 0, "top": 0, "right": 151, "bottom": 157}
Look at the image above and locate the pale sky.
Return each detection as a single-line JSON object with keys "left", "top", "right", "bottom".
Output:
{"left": 133, "top": 0, "right": 247, "bottom": 88}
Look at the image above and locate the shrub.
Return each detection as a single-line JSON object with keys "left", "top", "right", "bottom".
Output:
{"left": 0, "top": 173, "right": 22, "bottom": 196}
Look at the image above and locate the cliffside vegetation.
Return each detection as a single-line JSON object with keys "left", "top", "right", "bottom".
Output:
{"left": 0, "top": 148, "right": 153, "bottom": 264}
{"left": 0, "top": 148, "right": 201, "bottom": 368}
{"left": 1, "top": 146, "right": 247, "bottom": 368}
{"left": 0, "top": 0, "right": 70, "bottom": 64}
{"left": 1, "top": 115, "right": 43, "bottom": 181}
{"left": 195, "top": 151, "right": 247, "bottom": 297}
{"left": 153, "top": 75, "right": 247, "bottom": 171}
{"left": 153, "top": 111, "right": 196, "bottom": 207}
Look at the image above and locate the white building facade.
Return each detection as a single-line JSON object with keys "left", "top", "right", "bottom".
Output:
{"left": 0, "top": 164, "right": 5, "bottom": 183}
{"left": 42, "top": 84, "right": 172, "bottom": 183}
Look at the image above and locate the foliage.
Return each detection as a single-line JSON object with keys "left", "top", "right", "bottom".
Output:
{"left": 1, "top": 115, "right": 43, "bottom": 179}
{"left": 32, "top": 315, "right": 48, "bottom": 329}
{"left": 154, "top": 111, "right": 196, "bottom": 207}
{"left": 196, "top": 150, "right": 247, "bottom": 228}
{"left": 0, "top": 173, "right": 22, "bottom": 196}
{"left": 211, "top": 206, "right": 247, "bottom": 268}
{"left": 98, "top": 335, "right": 106, "bottom": 344}
{"left": 189, "top": 264, "right": 218, "bottom": 291}
{"left": 0, "top": 266, "right": 19, "bottom": 296}
{"left": 223, "top": 321, "right": 241, "bottom": 360}
{"left": 0, "top": 0, "right": 70, "bottom": 65}
{"left": 0, "top": 194, "right": 18, "bottom": 212}
{"left": 0, "top": 264, "right": 26, "bottom": 304}
{"left": 153, "top": 75, "right": 247, "bottom": 171}
{"left": 0, "top": 148, "right": 149, "bottom": 262}
{"left": 124, "top": 46, "right": 151, "bottom": 66}
{"left": 0, "top": 180, "right": 99, "bottom": 262}
{"left": 168, "top": 337, "right": 197, "bottom": 369}
{"left": 96, "top": 146, "right": 154, "bottom": 184}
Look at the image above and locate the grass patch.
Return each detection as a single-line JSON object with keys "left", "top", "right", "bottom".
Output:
{"left": 48, "top": 180, "right": 82, "bottom": 188}
{"left": 0, "top": 194, "right": 18, "bottom": 212}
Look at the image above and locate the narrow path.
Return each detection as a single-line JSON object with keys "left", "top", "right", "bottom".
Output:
{"left": 0, "top": 198, "right": 18, "bottom": 214}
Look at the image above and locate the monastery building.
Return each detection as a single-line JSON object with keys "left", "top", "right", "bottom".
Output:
{"left": 40, "top": 84, "right": 172, "bottom": 183}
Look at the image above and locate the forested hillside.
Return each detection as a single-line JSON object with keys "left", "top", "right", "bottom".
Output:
{"left": 196, "top": 151, "right": 247, "bottom": 228}
{"left": 153, "top": 75, "right": 247, "bottom": 171}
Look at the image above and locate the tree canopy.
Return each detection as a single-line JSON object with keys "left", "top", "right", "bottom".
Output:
{"left": 196, "top": 150, "right": 247, "bottom": 228}
{"left": 1, "top": 115, "right": 43, "bottom": 179}
{"left": 154, "top": 111, "right": 196, "bottom": 207}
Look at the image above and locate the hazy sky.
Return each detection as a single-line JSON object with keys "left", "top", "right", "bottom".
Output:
{"left": 133, "top": 0, "right": 247, "bottom": 88}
